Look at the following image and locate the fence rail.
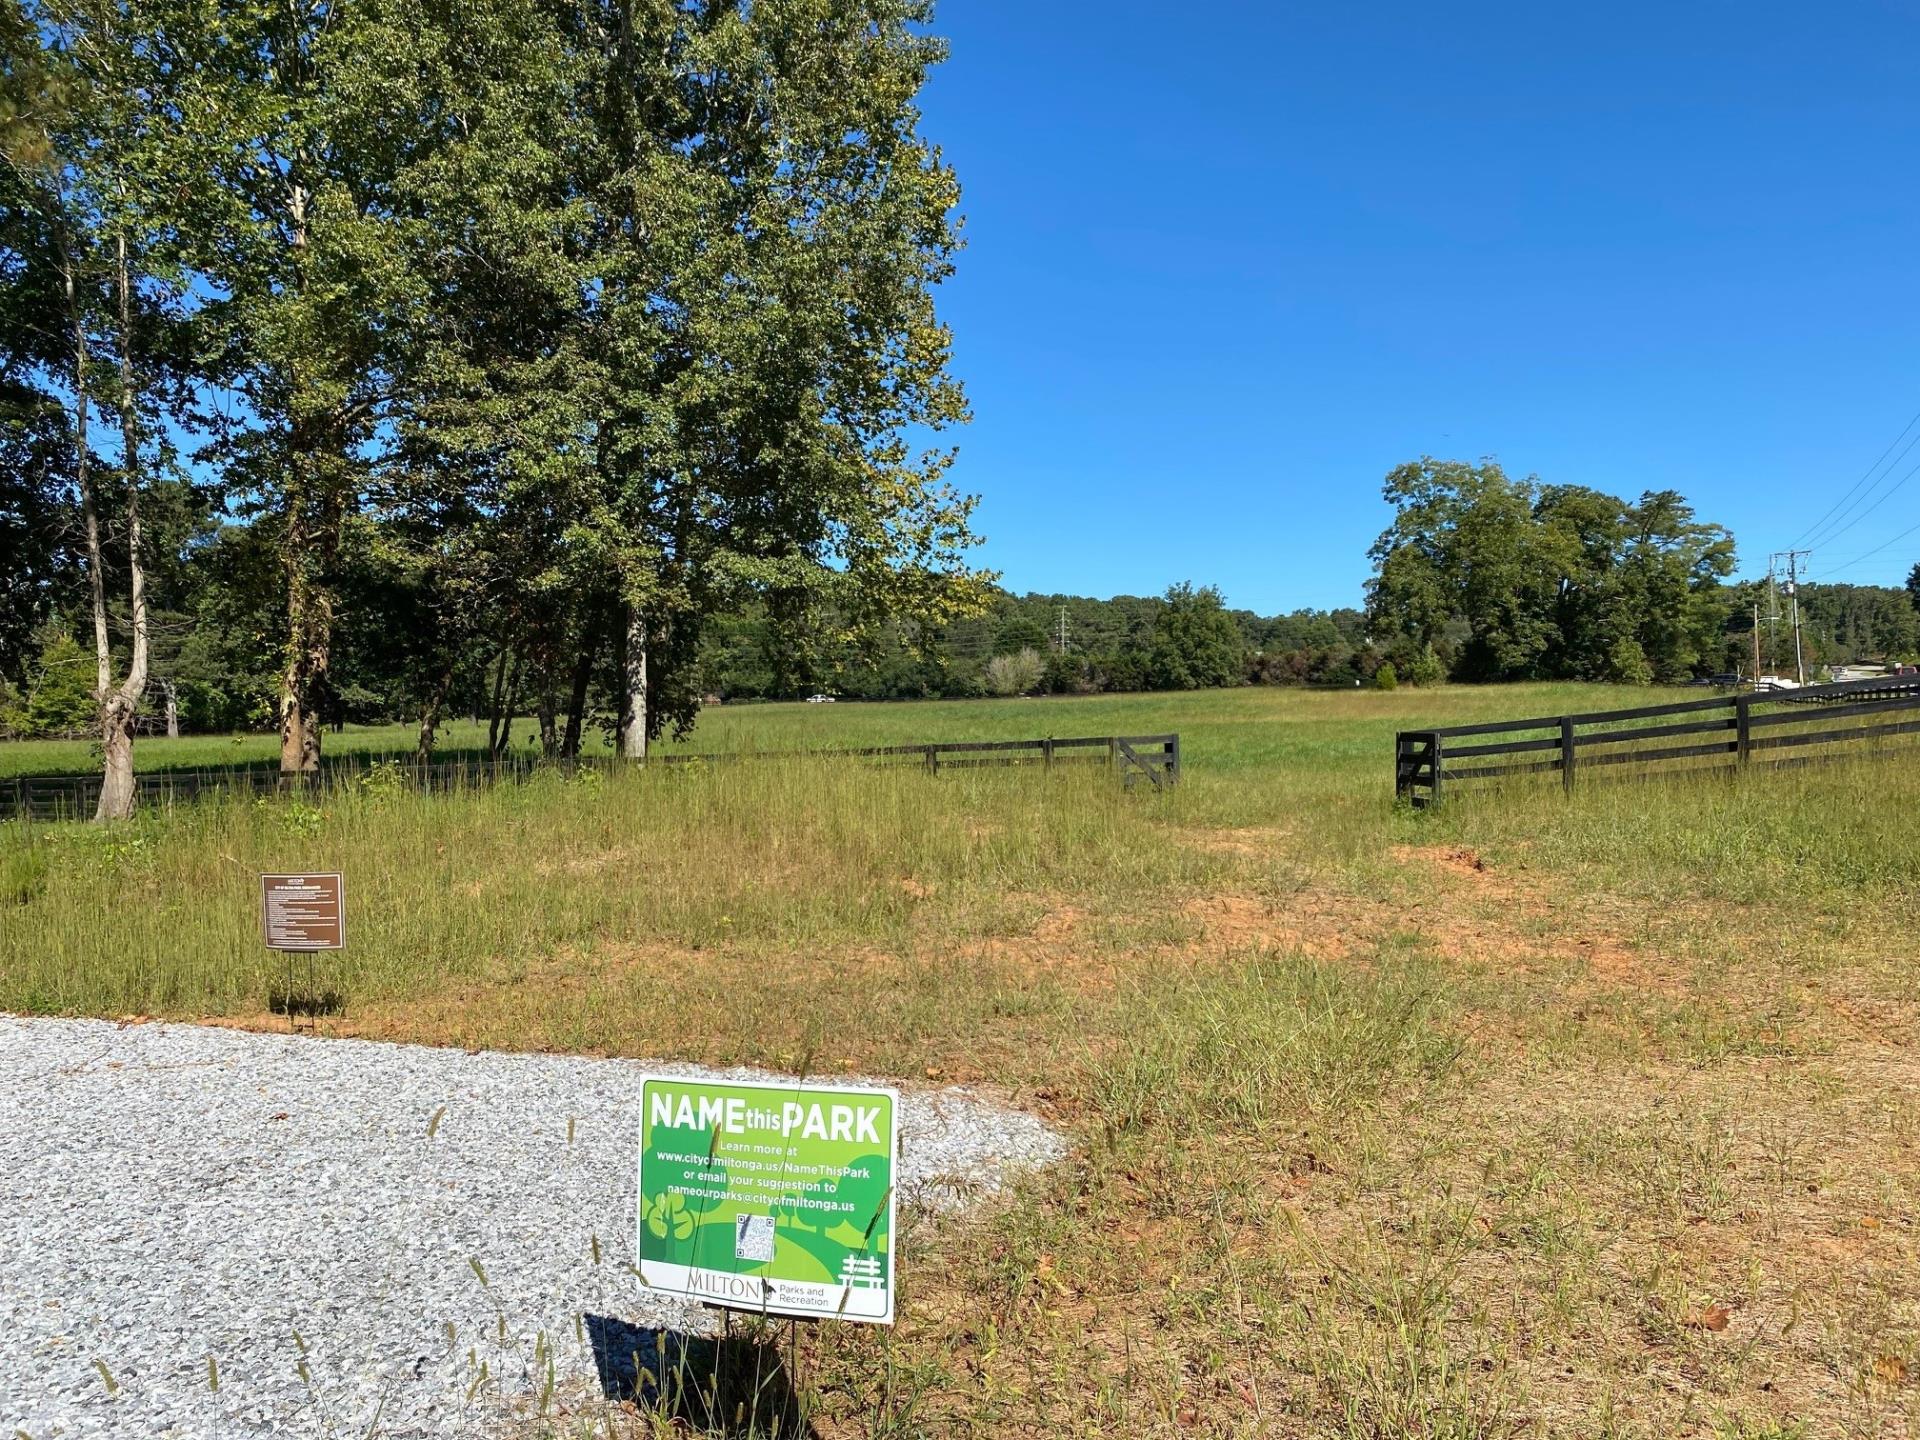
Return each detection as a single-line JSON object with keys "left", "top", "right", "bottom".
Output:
{"left": 1395, "top": 674, "right": 1920, "bottom": 807}
{"left": 0, "top": 732, "right": 1181, "bottom": 823}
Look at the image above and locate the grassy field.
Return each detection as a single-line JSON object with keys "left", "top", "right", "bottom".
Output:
{"left": 5, "top": 682, "right": 1920, "bottom": 1437}
{"left": 1, "top": 682, "right": 1634, "bottom": 777}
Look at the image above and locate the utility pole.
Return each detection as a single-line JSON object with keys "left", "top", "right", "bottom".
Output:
{"left": 1770, "top": 549, "right": 1811, "bottom": 685}
{"left": 1751, "top": 603, "right": 1761, "bottom": 684}
{"left": 1787, "top": 549, "right": 1808, "bottom": 685}
{"left": 1766, "top": 562, "right": 1780, "bottom": 677}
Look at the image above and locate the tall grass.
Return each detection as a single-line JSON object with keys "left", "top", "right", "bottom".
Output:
{"left": 0, "top": 681, "right": 1690, "bottom": 777}
{"left": 6, "top": 685, "right": 1918, "bottom": 1028}
{"left": 0, "top": 758, "right": 1209, "bottom": 1030}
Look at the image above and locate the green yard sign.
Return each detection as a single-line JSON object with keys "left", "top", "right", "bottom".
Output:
{"left": 636, "top": 1074, "right": 898, "bottom": 1324}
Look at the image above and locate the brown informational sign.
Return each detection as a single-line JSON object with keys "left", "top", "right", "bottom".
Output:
{"left": 260, "top": 873, "right": 346, "bottom": 950}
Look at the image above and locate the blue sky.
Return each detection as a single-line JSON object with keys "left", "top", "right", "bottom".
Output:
{"left": 917, "top": 2, "right": 1920, "bottom": 613}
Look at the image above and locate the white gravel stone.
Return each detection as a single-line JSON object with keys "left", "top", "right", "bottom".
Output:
{"left": 0, "top": 1015, "right": 1063, "bottom": 1438}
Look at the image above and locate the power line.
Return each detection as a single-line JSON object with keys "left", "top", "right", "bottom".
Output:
{"left": 1802, "top": 453, "right": 1920, "bottom": 556}
{"left": 1788, "top": 403, "right": 1920, "bottom": 551}
{"left": 1805, "top": 515, "right": 1920, "bottom": 581}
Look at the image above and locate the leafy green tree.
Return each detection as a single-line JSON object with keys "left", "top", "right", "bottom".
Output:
{"left": 1403, "top": 644, "right": 1445, "bottom": 687}
{"left": 1605, "top": 636, "right": 1653, "bottom": 684}
{"left": 993, "top": 616, "right": 1051, "bottom": 656}
{"left": 1786, "top": 583, "right": 1920, "bottom": 664}
{"left": 154, "top": 0, "right": 434, "bottom": 773}
{"left": 22, "top": 630, "right": 93, "bottom": 734}
{"left": 555, "top": 0, "right": 991, "bottom": 759}
{"left": 1369, "top": 459, "right": 1734, "bottom": 683}
{"left": 2, "top": 0, "right": 194, "bottom": 814}
{"left": 1146, "top": 583, "right": 1244, "bottom": 690}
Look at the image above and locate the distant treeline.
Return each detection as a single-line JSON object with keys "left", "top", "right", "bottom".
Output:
{"left": 1365, "top": 458, "right": 1920, "bottom": 685}
{"left": 1, "top": 568, "right": 1371, "bottom": 736}
{"left": 8, "top": 450, "right": 1920, "bottom": 744}
{"left": 699, "top": 586, "right": 1375, "bottom": 702}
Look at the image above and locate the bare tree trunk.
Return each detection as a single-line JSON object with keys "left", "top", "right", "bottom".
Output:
{"left": 96, "top": 227, "right": 149, "bottom": 821}
{"left": 495, "top": 654, "right": 523, "bottom": 758}
{"left": 537, "top": 684, "right": 558, "bottom": 758}
{"left": 163, "top": 682, "right": 178, "bottom": 738}
{"left": 416, "top": 661, "right": 454, "bottom": 762}
{"left": 64, "top": 239, "right": 114, "bottom": 814}
{"left": 276, "top": 181, "right": 333, "bottom": 777}
{"left": 619, "top": 602, "right": 647, "bottom": 761}
{"left": 486, "top": 648, "right": 509, "bottom": 755}
{"left": 560, "top": 631, "right": 594, "bottom": 760}
{"left": 278, "top": 504, "right": 328, "bottom": 777}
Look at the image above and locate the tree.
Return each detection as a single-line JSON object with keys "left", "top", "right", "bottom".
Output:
{"left": 21, "top": 630, "right": 94, "bottom": 734}
{"left": 7, "top": 0, "right": 992, "bottom": 769}
{"left": 1368, "top": 458, "right": 1735, "bottom": 684}
{"left": 2, "top": 0, "right": 177, "bottom": 817}
{"left": 154, "top": 0, "right": 428, "bottom": 774}
{"left": 571, "top": 0, "right": 988, "bottom": 759}
{"left": 983, "top": 647, "right": 1043, "bottom": 696}
{"left": 1146, "top": 583, "right": 1244, "bottom": 690}
{"left": 992, "top": 615, "right": 1050, "bottom": 656}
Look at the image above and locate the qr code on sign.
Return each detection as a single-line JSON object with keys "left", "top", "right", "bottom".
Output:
{"left": 735, "top": 1213, "right": 775, "bottom": 1263}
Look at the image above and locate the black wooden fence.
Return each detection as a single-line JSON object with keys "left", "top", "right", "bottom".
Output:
{"left": 0, "top": 732, "right": 1181, "bottom": 822}
{"left": 1395, "top": 675, "right": 1920, "bottom": 807}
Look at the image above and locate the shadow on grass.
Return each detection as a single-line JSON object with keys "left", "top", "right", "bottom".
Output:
{"left": 266, "top": 986, "right": 346, "bottom": 1018}
{"left": 584, "top": 1313, "right": 812, "bottom": 1438}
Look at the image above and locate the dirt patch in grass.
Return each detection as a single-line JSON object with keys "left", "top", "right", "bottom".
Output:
{"left": 1392, "top": 840, "right": 1495, "bottom": 878}
{"left": 1177, "top": 864, "right": 1682, "bottom": 1001}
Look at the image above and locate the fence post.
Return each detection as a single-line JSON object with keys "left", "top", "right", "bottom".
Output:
{"left": 1042, "top": 737, "right": 1054, "bottom": 770}
{"left": 1427, "top": 732, "right": 1445, "bottom": 807}
{"left": 1168, "top": 734, "right": 1181, "bottom": 785}
{"left": 1560, "top": 715, "right": 1576, "bottom": 793}
{"left": 924, "top": 743, "right": 938, "bottom": 775}
{"left": 1735, "top": 693, "right": 1751, "bottom": 764}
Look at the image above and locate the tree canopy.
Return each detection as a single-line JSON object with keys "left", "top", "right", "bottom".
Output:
{"left": 1367, "top": 458, "right": 1738, "bottom": 683}
{"left": 0, "top": 0, "right": 991, "bottom": 792}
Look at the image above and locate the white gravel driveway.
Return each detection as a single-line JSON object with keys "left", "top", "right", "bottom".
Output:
{"left": 0, "top": 1016, "right": 1061, "bottom": 1438}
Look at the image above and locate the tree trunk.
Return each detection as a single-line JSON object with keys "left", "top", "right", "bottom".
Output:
{"left": 98, "top": 696, "right": 136, "bottom": 818}
{"left": 279, "top": 559, "right": 329, "bottom": 776}
{"left": 537, "top": 684, "right": 558, "bottom": 758}
{"left": 97, "top": 227, "right": 150, "bottom": 821}
{"left": 164, "top": 682, "right": 179, "bottom": 738}
{"left": 63, "top": 219, "right": 146, "bottom": 824}
{"left": 276, "top": 181, "right": 335, "bottom": 777}
{"left": 495, "top": 654, "right": 523, "bottom": 758}
{"left": 619, "top": 602, "right": 647, "bottom": 761}
{"left": 560, "top": 632, "right": 594, "bottom": 759}
{"left": 486, "top": 648, "right": 509, "bottom": 755}
{"left": 416, "top": 661, "right": 454, "bottom": 762}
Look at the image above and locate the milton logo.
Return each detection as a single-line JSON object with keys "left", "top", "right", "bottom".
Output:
{"left": 687, "top": 1270, "right": 765, "bottom": 1304}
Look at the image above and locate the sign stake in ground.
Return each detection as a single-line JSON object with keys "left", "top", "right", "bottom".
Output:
{"left": 636, "top": 1074, "right": 898, "bottom": 1326}
{"left": 259, "top": 873, "right": 344, "bottom": 1033}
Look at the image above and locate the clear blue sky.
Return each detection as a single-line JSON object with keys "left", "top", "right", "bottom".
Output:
{"left": 917, "top": 2, "right": 1920, "bottom": 614}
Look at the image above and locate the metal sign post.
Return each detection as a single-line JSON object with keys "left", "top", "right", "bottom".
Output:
{"left": 259, "top": 873, "right": 345, "bottom": 1032}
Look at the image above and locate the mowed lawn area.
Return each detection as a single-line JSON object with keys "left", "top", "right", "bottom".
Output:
{"left": 5, "top": 683, "right": 1920, "bottom": 1437}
